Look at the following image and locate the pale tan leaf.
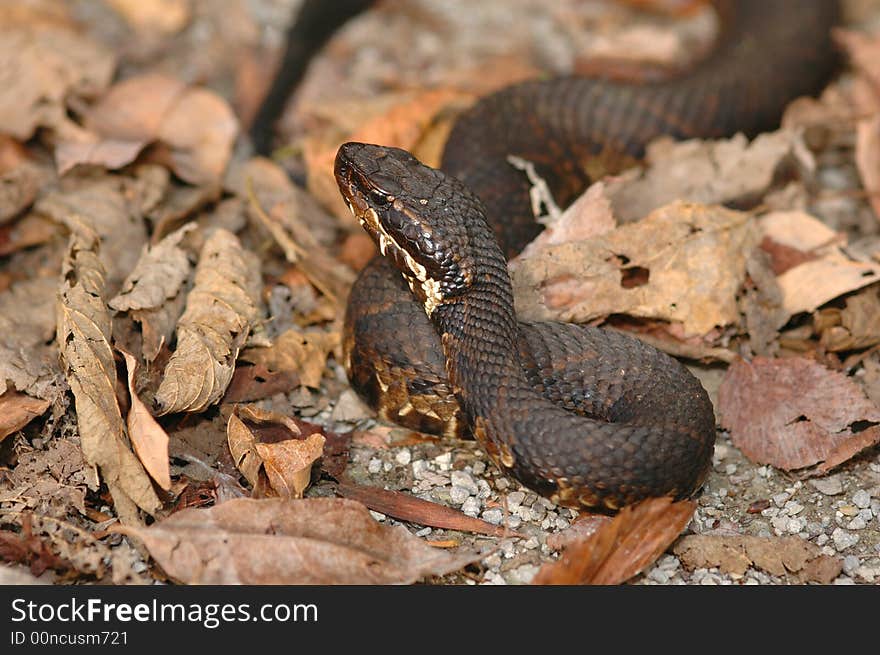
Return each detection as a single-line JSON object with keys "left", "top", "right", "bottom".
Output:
{"left": 762, "top": 215, "right": 880, "bottom": 316}
{"left": 56, "top": 232, "right": 160, "bottom": 517}
{"left": 226, "top": 412, "right": 263, "bottom": 488}
{"left": 855, "top": 115, "right": 880, "bottom": 220}
{"left": 240, "top": 328, "right": 339, "bottom": 389}
{"left": 106, "top": 0, "right": 190, "bottom": 35}
{"left": 510, "top": 201, "right": 759, "bottom": 337}
{"left": 674, "top": 535, "right": 841, "bottom": 583}
{"left": 109, "top": 224, "right": 194, "bottom": 312}
{"left": 118, "top": 497, "right": 481, "bottom": 584}
{"left": 255, "top": 434, "right": 324, "bottom": 499}
{"left": 0, "top": 27, "right": 115, "bottom": 141}
{"left": 0, "top": 390, "right": 50, "bottom": 442}
{"left": 121, "top": 350, "right": 171, "bottom": 490}
{"left": 604, "top": 129, "right": 812, "bottom": 222}
{"left": 0, "top": 277, "right": 61, "bottom": 401}
{"left": 155, "top": 229, "right": 261, "bottom": 414}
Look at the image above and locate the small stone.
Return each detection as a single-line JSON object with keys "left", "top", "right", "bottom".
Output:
{"left": 415, "top": 527, "right": 432, "bottom": 537}
{"left": 858, "top": 508, "right": 873, "bottom": 522}
{"left": 472, "top": 460, "right": 486, "bottom": 476}
{"left": 852, "top": 490, "right": 872, "bottom": 509}
{"left": 433, "top": 452, "right": 452, "bottom": 471}
{"left": 816, "top": 534, "right": 829, "bottom": 546}
{"left": 507, "top": 515, "right": 522, "bottom": 529}
{"left": 412, "top": 460, "right": 428, "bottom": 478}
{"left": 482, "top": 571, "right": 506, "bottom": 585}
{"left": 495, "top": 478, "right": 510, "bottom": 491}
{"left": 839, "top": 505, "right": 859, "bottom": 517}
{"left": 395, "top": 449, "right": 412, "bottom": 465}
{"left": 786, "top": 518, "right": 805, "bottom": 534}
{"left": 809, "top": 476, "right": 845, "bottom": 496}
{"left": 383, "top": 461, "right": 393, "bottom": 472}
{"left": 842, "top": 555, "right": 860, "bottom": 576}
{"left": 476, "top": 479, "right": 492, "bottom": 499}
{"left": 506, "top": 564, "right": 540, "bottom": 585}
{"left": 369, "top": 510, "right": 386, "bottom": 521}
{"left": 461, "top": 496, "right": 481, "bottom": 517}
{"left": 855, "top": 566, "right": 877, "bottom": 583}
{"left": 717, "top": 487, "right": 728, "bottom": 498}
{"left": 506, "top": 491, "right": 526, "bottom": 509}
{"left": 831, "top": 527, "right": 859, "bottom": 551}
{"left": 367, "top": 458, "right": 382, "bottom": 474}
{"left": 724, "top": 464, "right": 737, "bottom": 475}
{"left": 450, "top": 486, "right": 471, "bottom": 505}
{"left": 523, "top": 537, "right": 539, "bottom": 550}
{"left": 847, "top": 517, "right": 867, "bottom": 530}
{"left": 772, "top": 492, "right": 790, "bottom": 507}
{"left": 784, "top": 501, "right": 804, "bottom": 516}
{"left": 833, "top": 576, "right": 856, "bottom": 585}
{"left": 450, "top": 471, "right": 479, "bottom": 495}
{"left": 482, "top": 508, "right": 503, "bottom": 525}
{"left": 648, "top": 568, "right": 670, "bottom": 584}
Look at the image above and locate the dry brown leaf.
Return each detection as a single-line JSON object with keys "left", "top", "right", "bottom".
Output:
{"left": 109, "top": 224, "right": 194, "bottom": 312}
{"left": 0, "top": 390, "right": 50, "bottom": 442}
{"left": 0, "top": 277, "right": 63, "bottom": 401}
{"left": 856, "top": 116, "right": 880, "bottom": 220}
{"left": 106, "top": 0, "right": 190, "bottom": 35}
{"left": 0, "top": 162, "right": 52, "bottom": 224}
{"left": 760, "top": 211, "right": 880, "bottom": 316}
{"left": 532, "top": 497, "right": 696, "bottom": 585}
{"left": 154, "top": 229, "right": 261, "bottom": 414}
{"left": 119, "top": 497, "right": 481, "bottom": 584}
{"left": 337, "top": 482, "right": 514, "bottom": 538}
{"left": 817, "top": 286, "right": 880, "bottom": 352}
{"left": 673, "top": 535, "right": 842, "bottom": 583}
{"left": 121, "top": 350, "right": 171, "bottom": 490}
{"left": 240, "top": 328, "right": 339, "bottom": 389}
{"left": 510, "top": 201, "right": 759, "bottom": 337}
{"left": 718, "top": 356, "right": 880, "bottom": 471}
{"left": 227, "top": 406, "right": 324, "bottom": 499}
{"left": 0, "top": 213, "right": 59, "bottom": 256}
{"left": 56, "top": 231, "right": 160, "bottom": 519}
{"left": 304, "top": 89, "right": 471, "bottom": 218}
{"left": 604, "top": 129, "right": 812, "bottom": 222}
{"left": 0, "top": 26, "right": 115, "bottom": 141}
{"left": 222, "top": 364, "right": 300, "bottom": 403}
{"left": 65, "top": 73, "right": 238, "bottom": 184}
{"left": 36, "top": 177, "right": 148, "bottom": 297}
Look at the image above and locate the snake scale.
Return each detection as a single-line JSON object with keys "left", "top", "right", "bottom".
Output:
{"left": 335, "top": 1, "right": 840, "bottom": 510}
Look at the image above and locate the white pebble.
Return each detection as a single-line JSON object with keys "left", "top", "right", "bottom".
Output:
{"left": 395, "top": 449, "right": 412, "bottom": 465}
{"left": 852, "top": 490, "right": 872, "bottom": 509}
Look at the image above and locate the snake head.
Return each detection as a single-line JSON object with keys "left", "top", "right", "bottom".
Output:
{"left": 335, "top": 142, "right": 476, "bottom": 315}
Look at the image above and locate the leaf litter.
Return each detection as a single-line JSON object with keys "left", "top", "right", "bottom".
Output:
{"left": 2, "top": 0, "right": 880, "bottom": 586}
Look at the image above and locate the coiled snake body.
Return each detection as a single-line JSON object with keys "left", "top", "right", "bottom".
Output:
{"left": 337, "top": 1, "right": 840, "bottom": 510}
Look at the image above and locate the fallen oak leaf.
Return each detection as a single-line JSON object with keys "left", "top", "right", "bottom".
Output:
{"left": 337, "top": 481, "right": 516, "bottom": 538}
{"left": 120, "top": 350, "right": 171, "bottom": 490}
{"left": 718, "top": 356, "right": 880, "bottom": 471}
{"left": 154, "top": 228, "right": 261, "bottom": 415}
{"left": 532, "top": 497, "right": 696, "bottom": 585}
{"left": 117, "top": 497, "right": 481, "bottom": 584}
{"left": 0, "top": 390, "right": 50, "bottom": 442}
{"left": 240, "top": 327, "right": 339, "bottom": 389}
{"left": 673, "top": 534, "right": 842, "bottom": 584}
{"left": 56, "top": 230, "right": 160, "bottom": 519}
{"left": 227, "top": 405, "right": 324, "bottom": 499}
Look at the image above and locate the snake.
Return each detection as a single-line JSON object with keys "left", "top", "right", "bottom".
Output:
{"left": 335, "top": 0, "right": 840, "bottom": 510}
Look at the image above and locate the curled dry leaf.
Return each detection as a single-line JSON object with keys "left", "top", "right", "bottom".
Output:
{"left": 61, "top": 73, "right": 238, "bottom": 185}
{"left": 0, "top": 390, "right": 50, "bottom": 442}
{"left": 760, "top": 211, "right": 880, "bottom": 316}
{"left": 855, "top": 115, "right": 880, "bottom": 220}
{"left": 0, "top": 277, "right": 61, "bottom": 401}
{"left": 120, "top": 351, "right": 171, "bottom": 490}
{"left": 56, "top": 231, "right": 160, "bottom": 519}
{"left": 109, "top": 224, "right": 193, "bottom": 312}
{"left": 673, "top": 535, "right": 842, "bottom": 584}
{"left": 511, "top": 201, "right": 759, "bottom": 338}
{"left": 604, "top": 129, "right": 812, "bottom": 222}
{"left": 337, "top": 482, "right": 514, "bottom": 538}
{"left": 119, "top": 497, "right": 481, "bottom": 584}
{"left": 0, "top": 162, "right": 52, "bottom": 225}
{"left": 154, "top": 229, "right": 261, "bottom": 415}
{"left": 532, "top": 497, "right": 696, "bottom": 585}
{"left": 227, "top": 406, "right": 324, "bottom": 499}
{"left": 0, "top": 26, "right": 115, "bottom": 141}
{"left": 816, "top": 286, "right": 880, "bottom": 352}
{"left": 240, "top": 328, "right": 339, "bottom": 389}
{"left": 718, "top": 357, "right": 880, "bottom": 471}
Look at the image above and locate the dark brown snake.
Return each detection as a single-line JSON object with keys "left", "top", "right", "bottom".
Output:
{"left": 335, "top": 1, "right": 840, "bottom": 510}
